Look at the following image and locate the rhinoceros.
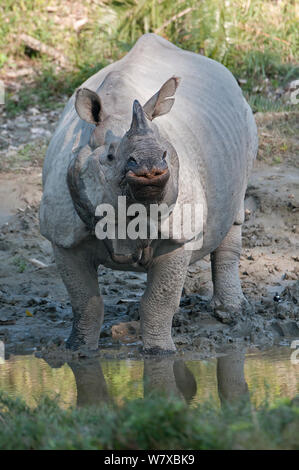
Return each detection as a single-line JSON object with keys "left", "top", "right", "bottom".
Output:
{"left": 40, "top": 34, "right": 258, "bottom": 353}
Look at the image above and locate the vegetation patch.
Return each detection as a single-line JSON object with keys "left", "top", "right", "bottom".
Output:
{"left": 0, "top": 141, "right": 48, "bottom": 171}
{"left": 0, "top": 0, "right": 298, "bottom": 116}
{"left": 12, "top": 256, "right": 27, "bottom": 273}
{"left": 256, "top": 112, "right": 299, "bottom": 166}
{"left": 0, "top": 391, "right": 298, "bottom": 450}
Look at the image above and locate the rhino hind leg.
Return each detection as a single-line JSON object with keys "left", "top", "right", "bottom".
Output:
{"left": 53, "top": 243, "right": 104, "bottom": 351}
{"left": 210, "top": 223, "right": 246, "bottom": 310}
{"left": 140, "top": 246, "right": 191, "bottom": 354}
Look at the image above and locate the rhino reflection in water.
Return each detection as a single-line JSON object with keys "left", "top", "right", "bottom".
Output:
{"left": 68, "top": 360, "right": 110, "bottom": 407}
{"left": 40, "top": 34, "right": 258, "bottom": 353}
{"left": 67, "top": 351, "right": 248, "bottom": 408}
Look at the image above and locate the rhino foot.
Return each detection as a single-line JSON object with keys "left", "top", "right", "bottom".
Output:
{"left": 210, "top": 294, "right": 248, "bottom": 312}
{"left": 66, "top": 334, "right": 99, "bottom": 353}
{"left": 211, "top": 224, "right": 247, "bottom": 314}
{"left": 142, "top": 346, "right": 176, "bottom": 356}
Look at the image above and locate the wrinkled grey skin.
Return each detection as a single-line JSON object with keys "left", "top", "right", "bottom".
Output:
{"left": 40, "top": 34, "right": 258, "bottom": 353}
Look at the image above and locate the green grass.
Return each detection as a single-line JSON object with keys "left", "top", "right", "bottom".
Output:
{"left": 0, "top": 141, "right": 48, "bottom": 171}
{"left": 0, "top": 391, "right": 298, "bottom": 450}
{"left": 12, "top": 256, "right": 27, "bottom": 273}
{"left": 1, "top": 0, "right": 298, "bottom": 116}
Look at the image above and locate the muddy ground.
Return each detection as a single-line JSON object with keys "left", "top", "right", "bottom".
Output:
{"left": 0, "top": 108, "right": 298, "bottom": 360}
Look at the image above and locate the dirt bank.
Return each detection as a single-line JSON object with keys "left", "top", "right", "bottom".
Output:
{"left": 0, "top": 110, "right": 298, "bottom": 359}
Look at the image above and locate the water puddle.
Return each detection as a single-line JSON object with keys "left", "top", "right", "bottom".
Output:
{"left": 0, "top": 346, "right": 298, "bottom": 409}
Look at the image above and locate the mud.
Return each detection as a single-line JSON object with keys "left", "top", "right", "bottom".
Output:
{"left": 0, "top": 110, "right": 298, "bottom": 360}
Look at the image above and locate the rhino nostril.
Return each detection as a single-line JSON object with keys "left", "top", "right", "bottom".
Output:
{"left": 152, "top": 167, "right": 167, "bottom": 176}
{"left": 127, "top": 166, "right": 169, "bottom": 180}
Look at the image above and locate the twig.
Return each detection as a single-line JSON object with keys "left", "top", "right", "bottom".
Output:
{"left": 154, "top": 7, "right": 194, "bottom": 34}
{"left": 0, "top": 320, "right": 16, "bottom": 325}
{"left": 20, "top": 33, "right": 70, "bottom": 67}
{"left": 239, "top": 24, "right": 291, "bottom": 46}
{"left": 28, "top": 258, "right": 49, "bottom": 269}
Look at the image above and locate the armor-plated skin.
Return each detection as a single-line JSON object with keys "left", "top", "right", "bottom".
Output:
{"left": 40, "top": 34, "right": 258, "bottom": 353}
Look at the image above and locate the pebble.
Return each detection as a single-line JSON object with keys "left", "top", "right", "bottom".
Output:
{"left": 31, "top": 127, "right": 52, "bottom": 139}
{"left": 15, "top": 116, "right": 31, "bottom": 129}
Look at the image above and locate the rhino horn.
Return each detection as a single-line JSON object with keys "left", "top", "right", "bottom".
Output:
{"left": 127, "top": 99, "right": 152, "bottom": 137}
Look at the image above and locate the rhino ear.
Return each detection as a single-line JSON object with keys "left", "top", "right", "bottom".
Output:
{"left": 143, "top": 76, "right": 181, "bottom": 121}
{"left": 75, "top": 88, "right": 103, "bottom": 125}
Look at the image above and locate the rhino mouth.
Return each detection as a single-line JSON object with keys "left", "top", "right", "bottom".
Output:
{"left": 126, "top": 169, "right": 170, "bottom": 202}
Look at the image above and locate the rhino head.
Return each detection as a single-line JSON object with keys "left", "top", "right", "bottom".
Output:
{"left": 67, "top": 76, "right": 180, "bottom": 233}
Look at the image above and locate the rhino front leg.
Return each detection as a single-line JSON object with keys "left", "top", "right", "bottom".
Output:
{"left": 141, "top": 247, "right": 191, "bottom": 353}
{"left": 211, "top": 223, "right": 246, "bottom": 310}
{"left": 53, "top": 243, "right": 103, "bottom": 351}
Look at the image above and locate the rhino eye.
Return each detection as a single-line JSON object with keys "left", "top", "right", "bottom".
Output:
{"left": 107, "top": 153, "right": 114, "bottom": 161}
{"left": 128, "top": 156, "right": 137, "bottom": 165}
